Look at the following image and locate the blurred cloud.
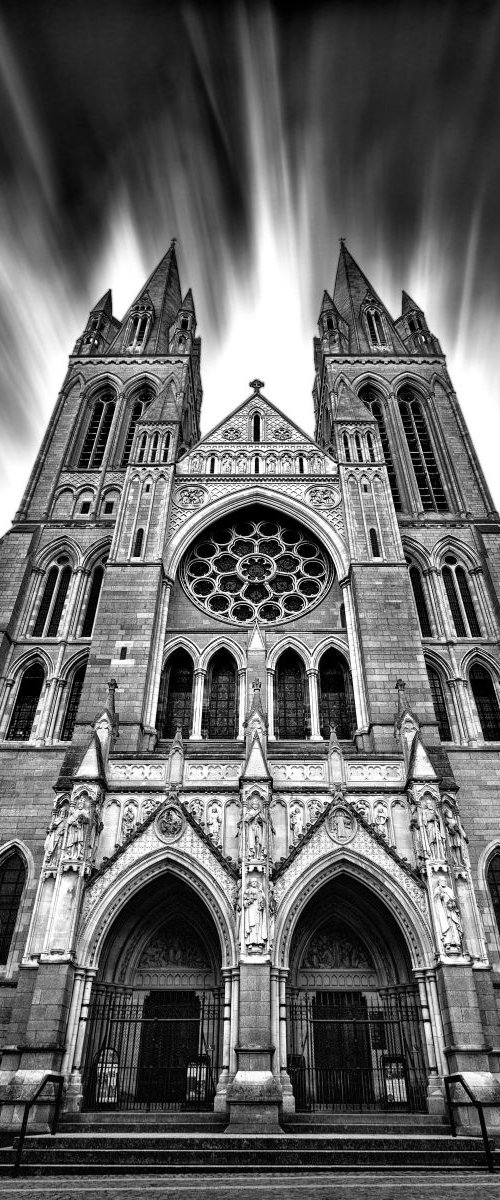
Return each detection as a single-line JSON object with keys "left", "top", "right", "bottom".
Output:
{"left": 0, "top": 0, "right": 499, "bottom": 533}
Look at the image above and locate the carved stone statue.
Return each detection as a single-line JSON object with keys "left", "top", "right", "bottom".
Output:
{"left": 290, "top": 804, "right": 304, "bottom": 844}
{"left": 158, "top": 805, "right": 183, "bottom": 839}
{"left": 207, "top": 803, "right": 222, "bottom": 845}
{"left": 434, "top": 879, "right": 463, "bottom": 954}
{"left": 243, "top": 797, "right": 266, "bottom": 859}
{"left": 328, "top": 805, "right": 355, "bottom": 844}
{"left": 121, "top": 802, "right": 136, "bottom": 841}
{"left": 65, "top": 798, "right": 90, "bottom": 862}
{"left": 443, "top": 806, "right": 468, "bottom": 871}
{"left": 44, "top": 805, "right": 67, "bottom": 866}
{"left": 243, "top": 879, "right": 268, "bottom": 949}
{"left": 423, "top": 797, "right": 446, "bottom": 860}
{"left": 373, "top": 802, "right": 389, "bottom": 841}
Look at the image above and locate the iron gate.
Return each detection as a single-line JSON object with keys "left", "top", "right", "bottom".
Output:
{"left": 81, "top": 989, "right": 222, "bottom": 1111}
{"left": 287, "top": 990, "right": 428, "bottom": 1112}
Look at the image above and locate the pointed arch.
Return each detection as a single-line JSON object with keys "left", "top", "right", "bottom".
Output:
{"left": 198, "top": 637, "right": 245, "bottom": 672}
{"left": 275, "top": 647, "right": 308, "bottom": 739}
{"left": 6, "top": 660, "right": 46, "bottom": 741}
{"left": 156, "top": 647, "right": 194, "bottom": 739}
{"left": 0, "top": 843, "right": 30, "bottom": 967}
{"left": 317, "top": 646, "right": 355, "bottom": 739}
{"left": 36, "top": 537, "right": 80, "bottom": 571}
{"left": 203, "top": 647, "right": 238, "bottom": 739}
{"left": 424, "top": 657, "right": 452, "bottom": 741}
{"left": 267, "top": 636, "right": 312, "bottom": 672}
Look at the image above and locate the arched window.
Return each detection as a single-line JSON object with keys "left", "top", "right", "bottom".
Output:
{"left": 81, "top": 564, "right": 105, "bottom": 637}
{"left": 0, "top": 851, "right": 26, "bottom": 965}
{"left": 162, "top": 433, "right": 171, "bottom": 462}
{"left": 408, "top": 564, "right": 432, "bottom": 637}
{"left": 355, "top": 433, "right": 363, "bottom": 462}
{"left": 326, "top": 315, "right": 334, "bottom": 331}
{"left": 209, "top": 456, "right": 216, "bottom": 475}
{"left": 150, "top": 433, "right": 159, "bottom": 463}
{"left": 156, "top": 650, "right": 194, "bottom": 739}
{"left": 318, "top": 650, "right": 355, "bottom": 739}
{"left": 369, "top": 527, "right": 380, "bottom": 557}
{"left": 442, "top": 557, "right": 481, "bottom": 637}
{"left": 204, "top": 650, "right": 237, "bottom": 739}
{"left": 132, "top": 528, "right": 144, "bottom": 559}
{"left": 275, "top": 650, "right": 307, "bottom": 739}
{"left": 61, "top": 662, "right": 87, "bottom": 741}
{"left": 367, "top": 433, "right": 375, "bottom": 463}
{"left": 487, "top": 852, "right": 500, "bottom": 940}
{"left": 253, "top": 414, "right": 261, "bottom": 443}
{"left": 366, "top": 309, "right": 386, "bottom": 347}
{"left": 359, "top": 386, "right": 401, "bottom": 511}
{"left": 128, "top": 307, "right": 151, "bottom": 351}
{"left": 342, "top": 433, "right": 351, "bottom": 462}
{"left": 78, "top": 391, "right": 115, "bottom": 469}
{"left": 7, "top": 663, "right": 44, "bottom": 741}
{"left": 33, "top": 557, "right": 72, "bottom": 638}
{"left": 254, "top": 456, "right": 260, "bottom": 474}
{"left": 138, "top": 434, "right": 147, "bottom": 464}
{"left": 426, "top": 664, "right": 451, "bottom": 741}
{"left": 121, "top": 388, "right": 154, "bottom": 466}
{"left": 469, "top": 665, "right": 500, "bottom": 741}
{"left": 298, "top": 455, "right": 305, "bottom": 474}
{"left": 398, "top": 387, "right": 447, "bottom": 511}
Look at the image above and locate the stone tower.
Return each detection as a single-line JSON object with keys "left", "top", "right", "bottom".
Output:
{"left": 0, "top": 239, "right": 499, "bottom": 1131}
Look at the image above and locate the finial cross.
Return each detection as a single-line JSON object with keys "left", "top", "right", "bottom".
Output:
{"left": 249, "top": 379, "right": 264, "bottom": 393}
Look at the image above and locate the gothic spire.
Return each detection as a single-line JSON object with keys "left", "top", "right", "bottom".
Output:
{"left": 108, "top": 239, "right": 183, "bottom": 356}
{"left": 333, "top": 242, "right": 406, "bottom": 355}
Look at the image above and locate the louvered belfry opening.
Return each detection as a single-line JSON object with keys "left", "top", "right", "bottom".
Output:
{"left": 156, "top": 650, "right": 194, "bottom": 740}
{"left": 318, "top": 650, "right": 355, "bottom": 739}
{"left": 205, "top": 649, "right": 237, "bottom": 739}
{"left": 276, "top": 649, "right": 307, "bottom": 740}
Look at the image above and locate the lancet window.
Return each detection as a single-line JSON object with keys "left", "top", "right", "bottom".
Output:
{"left": 366, "top": 308, "right": 387, "bottom": 347}
{"left": 33, "top": 557, "right": 72, "bottom": 638}
{"left": 426, "top": 664, "right": 452, "bottom": 741}
{"left": 442, "top": 556, "right": 481, "bottom": 638}
{"left": 156, "top": 650, "right": 194, "bottom": 740}
{"left": 203, "top": 650, "right": 237, "bottom": 739}
{"left": 408, "top": 563, "right": 432, "bottom": 637}
{"left": 0, "top": 851, "right": 26, "bottom": 965}
{"left": 469, "top": 664, "right": 500, "bottom": 741}
{"left": 358, "top": 386, "right": 401, "bottom": 511}
{"left": 81, "top": 561, "right": 105, "bottom": 637}
{"left": 78, "top": 391, "right": 116, "bottom": 469}
{"left": 487, "top": 852, "right": 500, "bottom": 941}
{"left": 275, "top": 650, "right": 308, "bottom": 740}
{"left": 318, "top": 650, "right": 355, "bottom": 739}
{"left": 60, "top": 662, "right": 87, "bottom": 741}
{"left": 6, "top": 663, "right": 45, "bottom": 741}
{"left": 121, "top": 387, "right": 154, "bottom": 466}
{"left": 398, "top": 387, "right": 447, "bottom": 511}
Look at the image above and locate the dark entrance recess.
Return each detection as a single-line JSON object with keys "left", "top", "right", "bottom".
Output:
{"left": 82, "top": 989, "right": 222, "bottom": 1111}
{"left": 276, "top": 649, "right": 308, "bottom": 739}
{"left": 287, "top": 989, "right": 428, "bottom": 1112}
{"left": 156, "top": 650, "right": 194, "bottom": 739}
{"left": 318, "top": 651, "right": 355, "bottom": 739}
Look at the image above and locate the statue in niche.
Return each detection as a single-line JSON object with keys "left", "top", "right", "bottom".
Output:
{"left": 243, "top": 796, "right": 266, "bottom": 859}
{"left": 65, "top": 797, "right": 91, "bottom": 862}
{"left": 44, "top": 803, "right": 68, "bottom": 866}
{"left": 207, "top": 803, "right": 222, "bottom": 845}
{"left": 290, "top": 804, "right": 304, "bottom": 844}
{"left": 142, "top": 797, "right": 160, "bottom": 821}
{"left": 243, "top": 878, "right": 268, "bottom": 949}
{"left": 373, "top": 802, "right": 389, "bottom": 841}
{"left": 121, "top": 802, "right": 136, "bottom": 841}
{"left": 351, "top": 797, "right": 370, "bottom": 823}
{"left": 434, "top": 879, "right": 464, "bottom": 955}
{"left": 422, "top": 797, "right": 446, "bottom": 860}
{"left": 443, "top": 805, "right": 468, "bottom": 871}
{"left": 186, "top": 798, "right": 204, "bottom": 824}
{"left": 309, "top": 798, "right": 326, "bottom": 823}
{"left": 268, "top": 883, "right": 277, "bottom": 950}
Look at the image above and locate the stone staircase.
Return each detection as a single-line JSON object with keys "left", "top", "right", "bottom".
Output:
{"left": 0, "top": 1111, "right": 496, "bottom": 1175}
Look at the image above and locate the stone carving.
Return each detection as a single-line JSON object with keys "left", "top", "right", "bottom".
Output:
{"left": 121, "top": 802, "right": 137, "bottom": 841}
{"left": 157, "top": 805, "right": 184, "bottom": 841}
{"left": 243, "top": 796, "right": 266, "bottom": 859}
{"left": 207, "top": 802, "right": 222, "bottom": 845}
{"left": 271, "top": 763, "right": 326, "bottom": 783}
{"left": 176, "top": 486, "right": 206, "bottom": 508}
{"left": 434, "top": 879, "right": 464, "bottom": 955}
{"left": 141, "top": 797, "right": 162, "bottom": 821}
{"left": 109, "top": 762, "right": 165, "bottom": 782}
{"left": 346, "top": 762, "right": 404, "bottom": 784}
{"left": 443, "top": 804, "right": 468, "bottom": 872}
{"left": 373, "top": 802, "right": 389, "bottom": 842}
{"left": 327, "top": 804, "right": 357, "bottom": 845}
{"left": 64, "top": 797, "right": 91, "bottom": 862}
{"left": 44, "top": 803, "right": 68, "bottom": 866}
{"left": 243, "top": 878, "right": 268, "bottom": 950}
{"left": 139, "top": 932, "right": 209, "bottom": 969}
{"left": 422, "top": 797, "right": 446, "bottom": 861}
{"left": 273, "top": 424, "right": 293, "bottom": 440}
{"left": 303, "top": 924, "right": 373, "bottom": 970}
{"left": 221, "top": 456, "right": 233, "bottom": 474}
{"left": 307, "top": 485, "right": 339, "bottom": 508}
{"left": 185, "top": 797, "right": 204, "bottom": 823}
{"left": 186, "top": 762, "right": 241, "bottom": 782}
{"left": 309, "top": 797, "right": 329, "bottom": 822}
{"left": 350, "top": 797, "right": 371, "bottom": 822}
{"left": 190, "top": 455, "right": 203, "bottom": 472}
{"left": 221, "top": 425, "right": 242, "bottom": 441}
{"left": 290, "top": 804, "right": 304, "bottom": 844}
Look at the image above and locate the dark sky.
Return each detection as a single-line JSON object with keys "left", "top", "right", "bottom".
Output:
{"left": 0, "top": 0, "right": 499, "bottom": 529}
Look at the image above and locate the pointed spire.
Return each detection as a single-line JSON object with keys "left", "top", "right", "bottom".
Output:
{"left": 327, "top": 724, "right": 345, "bottom": 787}
{"left": 92, "top": 677, "right": 119, "bottom": 765}
{"left": 333, "top": 243, "right": 406, "bottom": 355}
{"left": 108, "top": 240, "right": 182, "bottom": 356}
{"left": 92, "top": 289, "right": 113, "bottom": 316}
{"left": 167, "top": 725, "right": 185, "bottom": 785}
{"left": 74, "top": 729, "right": 106, "bottom": 784}
{"left": 334, "top": 378, "right": 376, "bottom": 423}
{"left": 401, "top": 289, "right": 424, "bottom": 316}
{"left": 319, "top": 289, "right": 334, "bottom": 315}
{"left": 182, "top": 288, "right": 195, "bottom": 313}
{"left": 242, "top": 731, "right": 271, "bottom": 781}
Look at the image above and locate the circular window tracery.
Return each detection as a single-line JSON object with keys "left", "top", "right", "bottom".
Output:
{"left": 181, "top": 516, "right": 332, "bottom": 624}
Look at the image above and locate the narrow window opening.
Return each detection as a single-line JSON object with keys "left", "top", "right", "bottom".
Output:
{"left": 138, "top": 434, "right": 147, "bottom": 464}
{"left": 104, "top": 501, "right": 114, "bottom": 515}
{"left": 326, "top": 316, "right": 334, "bottom": 331}
{"left": 487, "top": 852, "right": 500, "bottom": 939}
{"left": 367, "top": 433, "right": 375, "bottom": 462}
{"left": 162, "top": 432, "right": 171, "bottom": 462}
{"left": 426, "top": 665, "right": 452, "bottom": 741}
{"left": 339, "top": 602, "right": 346, "bottom": 627}
{"left": 80, "top": 501, "right": 91, "bottom": 514}
{"left": 360, "top": 388, "right": 402, "bottom": 511}
{"left": 209, "top": 456, "right": 216, "bottom": 474}
{"left": 253, "top": 414, "right": 261, "bottom": 443}
{"left": 409, "top": 565, "right": 432, "bottom": 637}
{"left": 355, "top": 433, "right": 363, "bottom": 462}
{"left": 78, "top": 393, "right": 116, "bottom": 469}
{"left": 319, "top": 650, "right": 355, "bottom": 739}
{"left": 369, "top": 527, "right": 380, "bottom": 557}
{"left": 120, "top": 647, "right": 127, "bottom": 660}
{"left": 343, "top": 433, "right": 351, "bottom": 462}
{"left": 298, "top": 456, "right": 304, "bottom": 474}
{"left": 442, "top": 566, "right": 466, "bottom": 637}
{"left": 180, "top": 317, "right": 189, "bottom": 331}
{"left": 81, "top": 565, "right": 104, "bottom": 637}
{"left": 150, "top": 433, "right": 159, "bottom": 463}
{"left": 46, "top": 565, "right": 71, "bottom": 637}
{"left": 61, "top": 663, "right": 87, "bottom": 741}
{"left": 470, "top": 665, "right": 500, "bottom": 741}
{"left": 0, "top": 851, "right": 25, "bottom": 964}
{"left": 398, "top": 389, "right": 447, "bottom": 511}
{"left": 455, "top": 566, "right": 481, "bottom": 637}
{"left": 156, "top": 650, "right": 194, "bottom": 739}
{"left": 132, "top": 528, "right": 144, "bottom": 558}
{"left": 7, "top": 664, "right": 44, "bottom": 741}
{"left": 254, "top": 456, "right": 260, "bottom": 474}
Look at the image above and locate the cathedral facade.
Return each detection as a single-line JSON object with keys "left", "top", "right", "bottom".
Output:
{"left": 0, "top": 240, "right": 500, "bottom": 1128}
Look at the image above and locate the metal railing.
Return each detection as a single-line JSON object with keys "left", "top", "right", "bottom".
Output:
{"left": 444, "top": 1073, "right": 496, "bottom": 1174}
{"left": 12, "top": 1072, "right": 64, "bottom": 1176}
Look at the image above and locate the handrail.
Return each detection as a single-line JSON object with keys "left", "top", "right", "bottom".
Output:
{"left": 12, "top": 1072, "right": 64, "bottom": 1176}
{"left": 444, "top": 1072, "right": 495, "bottom": 1174}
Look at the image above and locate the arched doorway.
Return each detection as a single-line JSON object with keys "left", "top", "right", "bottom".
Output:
{"left": 203, "top": 649, "right": 237, "bottom": 739}
{"left": 286, "top": 876, "right": 429, "bottom": 1112}
{"left": 275, "top": 649, "right": 308, "bottom": 739}
{"left": 81, "top": 874, "right": 223, "bottom": 1111}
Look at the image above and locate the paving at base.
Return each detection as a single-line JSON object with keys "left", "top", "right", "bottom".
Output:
{"left": 1, "top": 1175, "right": 499, "bottom": 1200}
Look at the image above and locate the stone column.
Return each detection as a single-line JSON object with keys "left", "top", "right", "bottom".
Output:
{"left": 307, "top": 668, "right": 322, "bottom": 740}
{"left": 61, "top": 967, "right": 86, "bottom": 1076}
{"left": 267, "top": 668, "right": 276, "bottom": 740}
{"left": 340, "top": 577, "right": 369, "bottom": 740}
{"left": 229, "top": 968, "right": 239, "bottom": 1078}
{"left": 425, "top": 969, "right": 447, "bottom": 1075}
{"left": 214, "top": 969, "right": 232, "bottom": 1111}
{"left": 190, "top": 668, "right": 206, "bottom": 740}
{"left": 279, "top": 969, "right": 294, "bottom": 1113}
{"left": 65, "top": 967, "right": 97, "bottom": 1110}
{"left": 237, "top": 669, "right": 246, "bottom": 740}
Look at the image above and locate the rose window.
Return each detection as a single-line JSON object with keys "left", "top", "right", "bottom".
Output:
{"left": 181, "top": 516, "right": 331, "bottom": 623}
